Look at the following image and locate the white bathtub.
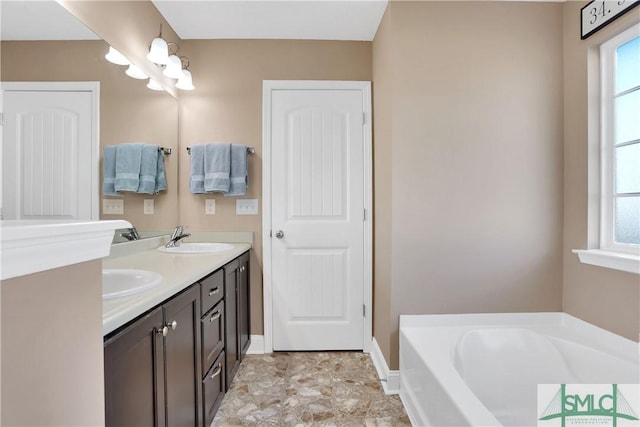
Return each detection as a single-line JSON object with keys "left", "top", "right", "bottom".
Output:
{"left": 399, "top": 313, "right": 639, "bottom": 427}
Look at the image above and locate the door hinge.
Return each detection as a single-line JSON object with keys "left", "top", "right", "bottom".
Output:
{"left": 363, "top": 304, "right": 366, "bottom": 317}
{"left": 362, "top": 112, "right": 366, "bottom": 126}
{"left": 0, "top": 112, "right": 4, "bottom": 126}
{"left": 363, "top": 208, "right": 367, "bottom": 222}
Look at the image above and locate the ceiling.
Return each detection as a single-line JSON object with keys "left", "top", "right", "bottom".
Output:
{"left": 1, "top": 0, "right": 388, "bottom": 42}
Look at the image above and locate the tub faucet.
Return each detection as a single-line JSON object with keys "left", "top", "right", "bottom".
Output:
{"left": 165, "top": 225, "right": 191, "bottom": 248}
{"left": 121, "top": 227, "right": 140, "bottom": 241}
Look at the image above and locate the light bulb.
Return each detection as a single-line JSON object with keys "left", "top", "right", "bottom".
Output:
{"left": 176, "top": 69, "right": 194, "bottom": 91}
{"left": 105, "top": 46, "right": 129, "bottom": 66}
{"left": 125, "top": 64, "right": 148, "bottom": 80}
{"left": 146, "top": 79, "right": 164, "bottom": 91}
{"left": 163, "top": 55, "right": 184, "bottom": 79}
{"left": 147, "top": 37, "right": 169, "bottom": 65}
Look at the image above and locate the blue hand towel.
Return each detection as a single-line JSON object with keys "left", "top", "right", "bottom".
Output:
{"left": 190, "top": 144, "right": 206, "bottom": 194}
{"left": 138, "top": 144, "right": 159, "bottom": 194}
{"left": 114, "top": 143, "right": 143, "bottom": 192}
{"left": 102, "top": 145, "right": 118, "bottom": 196}
{"left": 204, "top": 143, "right": 231, "bottom": 192}
{"left": 155, "top": 150, "right": 167, "bottom": 193}
{"left": 224, "top": 144, "right": 248, "bottom": 197}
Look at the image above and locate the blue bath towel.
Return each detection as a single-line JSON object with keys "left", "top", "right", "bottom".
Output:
{"left": 190, "top": 144, "right": 206, "bottom": 194}
{"left": 224, "top": 144, "right": 248, "bottom": 197}
{"left": 102, "top": 145, "right": 118, "bottom": 196}
{"left": 114, "top": 143, "right": 143, "bottom": 192}
{"left": 138, "top": 144, "right": 159, "bottom": 194}
{"left": 155, "top": 151, "right": 167, "bottom": 193}
{"left": 204, "top": 143, "right": 231, "bottom": 192}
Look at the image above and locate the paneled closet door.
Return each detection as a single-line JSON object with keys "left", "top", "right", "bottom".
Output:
{"left": 3, "top": 87, "right": 96, "bottom": 220}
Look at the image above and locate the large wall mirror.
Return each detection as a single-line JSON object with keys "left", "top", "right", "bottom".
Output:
{"left": 1, "top": 1, "right": 179, "bottom": 240}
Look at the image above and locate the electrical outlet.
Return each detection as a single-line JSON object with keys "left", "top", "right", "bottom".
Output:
{"left": 205, "top": 199, "right": 216, "bottom": 215}
{"left": 103, "top": 199, "right": 124, "bottom": 215}
{"left": 144, "top": 199, "right": 154, "bottom": 215}
{"left": 236, "top": 199, "right": 258, "bottom": 215}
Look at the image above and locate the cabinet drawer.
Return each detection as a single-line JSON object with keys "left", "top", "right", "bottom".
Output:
{"left": 201, "top": 301, "right": 224, "bottom": 375}
{"left": 203, "top": 352, "right": 225, "bottom": 427}
{"left": 200, "top": 269, "right": 223, "bottom": 315}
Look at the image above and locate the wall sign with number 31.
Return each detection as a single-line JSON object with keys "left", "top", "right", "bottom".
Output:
{"left": 581, "top": 0, "right": 640, "bottom": 39}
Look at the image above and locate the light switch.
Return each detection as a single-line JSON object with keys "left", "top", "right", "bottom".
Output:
{"left": 144, "top": 199, "right": 154, "bottom": 215}
{"left": 236, "top": 199, "right": 259, "bottom": 215}
{"left": 205, "top": 199, "right": 216, "bottom": 215}
{"left": 103, "top": 199, "right": 124, "bottom": 215}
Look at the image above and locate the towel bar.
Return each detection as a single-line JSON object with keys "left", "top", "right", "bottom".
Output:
{"left": 187, "top": 146, "right": 255, "bottom": 155}
{"left": 159, "top": 147, "right": 172, "bottom": 155}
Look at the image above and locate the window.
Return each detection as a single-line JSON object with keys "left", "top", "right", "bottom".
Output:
{"left": 574, "top": 24, "right": 640, "bottom": 274}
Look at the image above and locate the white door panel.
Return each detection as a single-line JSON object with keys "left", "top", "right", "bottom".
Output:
{"left": 3, "top": 90, "right": 95, "bottom": 220}
{"left": 271, "top": 89, "right": 364, "bottom": 351}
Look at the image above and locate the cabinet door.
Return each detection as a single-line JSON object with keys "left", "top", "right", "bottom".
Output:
{"left": 163, "top": 285, "right": 202, "bottom": 427}
{"left": 224, "top": 258, "right": 240, "bottom": 390}
{"left": 104, "top": 307, "right": 165, "bottom": 427}
{"left": 238, "top": 252, "right": 251, "bottom": 358}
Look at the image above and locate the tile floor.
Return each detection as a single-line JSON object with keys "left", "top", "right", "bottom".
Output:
{"left": 212, "top": 352, "right": 411, "bottom": 426}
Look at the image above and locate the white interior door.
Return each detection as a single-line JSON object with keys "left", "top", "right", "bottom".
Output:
{"left": 2, "top": 84, "right": 98, "bottom": 220}
{"left": 270, "top": 86, "right": 366, "bottom": 351}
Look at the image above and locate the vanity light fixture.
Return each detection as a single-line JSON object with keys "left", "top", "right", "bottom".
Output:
{"left": 125, "top": 64, "right": 148, "bottom": 80}
{"left": 176, "top": 57, "right": 195, "bottom": 91}
{"left": 146, "top": 78, "right": 164, "bottom": 91}
{"left": 147, "top": 24, "right": 169, "bottom": 65}
{"left": 105, "top": 46, "right": 129, "bottom": 66}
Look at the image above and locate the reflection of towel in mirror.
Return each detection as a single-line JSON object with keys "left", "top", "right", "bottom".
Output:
{"left": 190, "top": 144, "right": 206, "bottom": 194}
{"left": 103, "top": 145, "right": 118, "bottom": 196}
{"left": 138, "top": 144, "right": 160, "bottom": 194}
{"left": 224, "top": 144, "right": 248, "bottom": 197}
{"left": 114, "top": 143, "right": 143, "bottom": 192}
{"left": 155, "top": 152, "right": 167, "bottom": 193}
{"left": 204, "top": 143, "right": 231, "bottom": 192}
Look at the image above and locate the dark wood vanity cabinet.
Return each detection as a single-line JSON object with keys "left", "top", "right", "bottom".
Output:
{"left": 104, "top": 250, "right": 250, "bottom": 427}
{"left": 104, "top": 307, "right": 165, "bottom": 427}
{"left": 104, "top": 285, "right": 201, "bottom": 427}
{"left": 223, "top": 251, "right": 250, "bottom": 390}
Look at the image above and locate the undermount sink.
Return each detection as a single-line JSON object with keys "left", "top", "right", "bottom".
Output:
{"left": 103, "top": 269, "right": 163, "bottom": 300}
{"left": 157, "top": 242, "right": 234, "bottom": 254}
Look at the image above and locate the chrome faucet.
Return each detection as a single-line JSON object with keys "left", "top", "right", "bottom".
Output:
{"left": 165, "top": 225, "right": 191, "bottom": 248}
{"left": 120, "top": 227, "right": 140, "bottom": 241}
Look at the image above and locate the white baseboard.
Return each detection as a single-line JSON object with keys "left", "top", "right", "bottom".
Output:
{"left": 247, "top": 335, "right": 265, "bottom": 354}
{"left": 369, "top": 338, "right": 400, "bottom": 395}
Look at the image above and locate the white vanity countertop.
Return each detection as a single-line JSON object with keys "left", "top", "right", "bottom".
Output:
{"left": 102, "top": 241, "right": 251, "bottom": 336}
{"left": 0, "top": 219, "right": 131, "bottom": 280}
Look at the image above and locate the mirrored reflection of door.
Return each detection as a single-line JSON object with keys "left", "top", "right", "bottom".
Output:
{"left": 2, "top": 83, "right": 98, "bottom": 220}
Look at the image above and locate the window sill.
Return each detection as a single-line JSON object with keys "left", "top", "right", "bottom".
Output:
{"left": 572, "top": 249, "right": 640, "bottom": 275}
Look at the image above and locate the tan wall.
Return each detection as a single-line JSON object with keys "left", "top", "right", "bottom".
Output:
{"left": 1, "top": 41, "right": 179, "bottom": 231}
{"left": 562, "top": 1, "right": 640, "bottom": 341}
{"left": 1, "top": 260, "right": 104, "bottom": 426}
{"left": 372, "top": 7, "right": 394, "bottom": 365}
{"left": 373, "top": 1, "right": 565, "bottom": 369}
{"left": 178, "top": 39, "right": 373, "bottom": 334}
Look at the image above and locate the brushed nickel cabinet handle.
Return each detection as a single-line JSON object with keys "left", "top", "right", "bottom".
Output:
{"left": 208, "top": 287, "right": 220, "bottom": 296}
{"left": 210, "top": 364, "right": 222, "bottom": 379}
{"left": 209, "top": 311, "right": 221, "bottom": 322}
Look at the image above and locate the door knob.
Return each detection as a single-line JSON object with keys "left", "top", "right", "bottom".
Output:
{"left": 275, "top": 230, "right": 284, "bottom": 239}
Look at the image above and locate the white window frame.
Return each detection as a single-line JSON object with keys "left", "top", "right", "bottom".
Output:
{"left": 574, "top": 23, "right": 640, "bottom": 275}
